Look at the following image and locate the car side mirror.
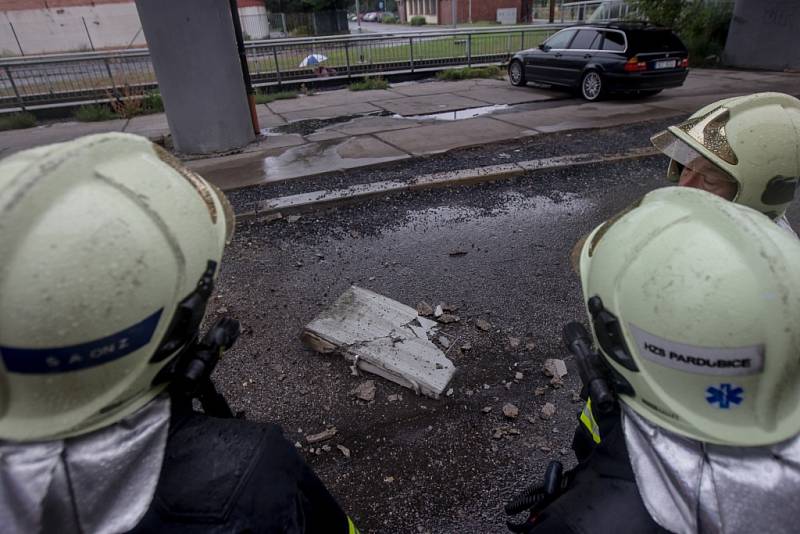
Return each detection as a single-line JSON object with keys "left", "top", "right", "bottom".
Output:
{"left": 539, "top": 43, "right": 550, "bottom": 51}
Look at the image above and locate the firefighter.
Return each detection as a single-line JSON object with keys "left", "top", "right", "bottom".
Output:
{"left": 650, "top": 91, "right": 800, "bottom": 235}
{"left": 0, "top": 133, "right": 359, "bottom": 534}
{"left": 508, "top": 186, "right": 800, "bottom": 533}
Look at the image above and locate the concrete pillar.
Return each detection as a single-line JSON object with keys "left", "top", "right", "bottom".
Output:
{"left": 724, "top": 0, "right": 800, "bottom": 70}
{"left": 134, "top": 0, "right": 255, "bottom": 154}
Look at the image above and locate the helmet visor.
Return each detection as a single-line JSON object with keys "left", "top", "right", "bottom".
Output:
{"left": 651, "top": 130, "right": 737, "bottom": 199}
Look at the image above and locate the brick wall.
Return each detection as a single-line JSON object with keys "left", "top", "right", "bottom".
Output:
{"left": 438, "top": 0, "right": 524, "bottom": 25}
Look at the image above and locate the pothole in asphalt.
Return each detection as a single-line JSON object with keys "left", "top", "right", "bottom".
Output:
{"left": 395, "top": 104, "right": 510, "bottom": 121}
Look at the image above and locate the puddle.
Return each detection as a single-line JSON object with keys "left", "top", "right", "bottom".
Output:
{"left": 395, "top": 104, "right": 510, "bottom": 122}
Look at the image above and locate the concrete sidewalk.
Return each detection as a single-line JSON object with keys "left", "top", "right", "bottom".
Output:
{"left": 2, "top": 68, "right": 799, "bottom": 189}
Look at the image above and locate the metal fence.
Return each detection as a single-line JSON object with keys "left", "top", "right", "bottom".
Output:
{"left": 0, "top": 24, "right": 566, "bottom": 112}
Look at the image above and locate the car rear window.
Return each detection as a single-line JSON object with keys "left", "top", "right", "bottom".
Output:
{"left": 569, "top": 29, "right": 602, "bottom": 50}
{"left": 601, "top": 31, "right": 625, "bottom": 51}
{"left": 628, "top": 30, "right": 685, "bottom": 52}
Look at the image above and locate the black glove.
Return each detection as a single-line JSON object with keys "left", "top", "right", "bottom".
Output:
{"left": 504, "top": 461, "right": 571, "bottom": 533}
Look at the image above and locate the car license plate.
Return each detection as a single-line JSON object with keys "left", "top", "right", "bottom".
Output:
{"left": 655, "top": 59, "right": 677, "bottom": 69}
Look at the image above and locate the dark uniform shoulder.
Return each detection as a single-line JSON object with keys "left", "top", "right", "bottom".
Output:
{"left": 130, "top": 411, "right": 351, "bottom": 534}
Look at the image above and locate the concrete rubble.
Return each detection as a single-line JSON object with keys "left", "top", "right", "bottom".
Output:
{"left": 306, "top": 427, "right": 338, "bottom": 444}
{"left": 303, "top": 286, "right": 456, "bottom": 398}
{"left": 540, "top": 403, "right": 556, "bottom": 420}
{"left": 474, "top": 319, "right": 491, "bottom": 332}
{"left": 351, "top": 380, "right": 376, "bottom": 402}
{"left": 502, "top": 403, "right": 519, "bottom": 419}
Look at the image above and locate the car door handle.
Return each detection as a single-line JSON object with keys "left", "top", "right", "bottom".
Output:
{"left": 554, "top": 53, "right": 562, "bottom": 58}
{"left": 583, "top": 54, "right": 592, "bottom": 59}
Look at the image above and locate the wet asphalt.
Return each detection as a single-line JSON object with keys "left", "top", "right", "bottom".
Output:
{"left": 208, "top": 121, "right": 800, "bottom": 533}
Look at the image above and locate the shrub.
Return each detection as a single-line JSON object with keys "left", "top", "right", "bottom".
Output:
{"left": 255, "top": 90, "right": 299, "bottom": 104}
{"left": 0, "top": 111, "right": 36, "bottom": 131}
{"left": 629, "top": 0, "right": 733, "bottom": 67}
{"left": 381, "top": 13, "right": 398, "bottom": 24}
{"left": 349, "top": 76, "right": 389, "bottom": 91}
{"left": 141, "top": 91, "right": 164, "bottom": 113}
{"left": 74, "top": 104, "right": 117, "bottom": 122}
{"left": 290, "top": 25, "right": 312, "bottom": 37}
{"left": 410, "top": 16, "right": 426, "bottom": 26}
{"left": 436, "top": 66, "right": 503, "bottom": 81}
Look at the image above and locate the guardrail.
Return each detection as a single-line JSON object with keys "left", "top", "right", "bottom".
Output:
{"left": 0, "top": 24, "right": 567, "bottom": 112}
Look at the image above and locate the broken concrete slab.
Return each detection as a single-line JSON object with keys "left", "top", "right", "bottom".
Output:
{"left": 375, "top": 117, "right": 529, "bottom": 156}
{"left": 377, "top": 93, "right": 489, "bottom": 116}
{"left": 454, "top": 87, "right": 557, "bottom": 105}
{"left": 542, "top": 358, "right": 568, "bottom": 379}
{"left": 387, "top": 79, "right": 483, "bottom": 97}
{"left": 280, "top": 102, "right": 384, "bottom": 122}
{"left": 303, "top": 286, "right": 455, "bottom": 399}
{"left": 491, "top": 102, "right": 681, "bottom": 134}
{"left": 266, "top": 89, "right": 401, "bottom": 114}
{"left": 330, "top": 115, "right": 422, "bottom": 136}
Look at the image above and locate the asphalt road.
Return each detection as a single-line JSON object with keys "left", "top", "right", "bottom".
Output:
{"left": 211, "top": 120, "right": 800, "bottom": 533}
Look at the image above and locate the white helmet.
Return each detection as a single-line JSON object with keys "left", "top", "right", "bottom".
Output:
{"left": 580, "top": 187, "right": 800, "bottom": 446}
{"left": 651, "top": 92, "right": 800, "bottom": 218}
{"left": 0, "top": 133, "right": 234, "bottom": 442}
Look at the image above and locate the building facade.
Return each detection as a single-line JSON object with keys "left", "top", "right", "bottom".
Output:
{"left": 399, "top": 0, "right": 528, "bottom": 25}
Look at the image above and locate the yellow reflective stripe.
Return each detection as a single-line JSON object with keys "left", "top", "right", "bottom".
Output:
{"left": 348, "top": 516, "right": 360, "bottom": 534}
{"left": 580, "top": 399, "right": 602, "bottom": 444}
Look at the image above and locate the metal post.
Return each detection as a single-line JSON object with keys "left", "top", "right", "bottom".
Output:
{"left": 9, "top": 21, "right": 23, "bottom": 56}
{"left": 468, "top": 0, "right": 472, "bottom": 23}
{"left": 356, "top": 0, "right": 362, "bottom": 33}
{"left": 228, "top": 0, "right": 259, "bottom": 134}
{"left": 82, "top": 16, "right": 96, "bottom": 51}
{"left": 520, "top": 30, "right": 525, "bottom": 51}
{"left": 272, "top": 47, "right": 282, "bottom": 87}
{"left": 409, "top": 36, "right": 414, "bottom": 72}
{"left": 103, "top": 57, "right": 118, "bottom": 95}
{"left": 5, "top": 66, "right": 25, "bottom": 110}
{"left": 467, "top": 33, "right": 471, "bottom": 67}
{"left": 281, "top": 13, "right": 287, "bottom": 36}
{"left": 451, "top": 0, "right": 457, "bottom": 28}
{"left": 345, "top": 42, "right": 351, "bottom": 79}
{"left": 549, "top": 0, "right": 556, "bottom": 23}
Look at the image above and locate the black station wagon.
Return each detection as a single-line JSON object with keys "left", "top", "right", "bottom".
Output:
{"left": 508, "top": 23, "right": 689, "bottom": 101}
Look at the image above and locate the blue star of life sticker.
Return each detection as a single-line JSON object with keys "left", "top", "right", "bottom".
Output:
{"left": 706, "top": 383, "right": 744, "bottom": 409}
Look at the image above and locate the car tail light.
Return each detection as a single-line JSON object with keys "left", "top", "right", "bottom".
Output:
{"left": 680, "top": 57, "right": 689, "bottom": 68}
{"left": 624, "top": 57, "right": 647, "bottom": 72}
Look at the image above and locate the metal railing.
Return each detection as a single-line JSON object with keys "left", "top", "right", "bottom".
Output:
{"left": 0, "top": 24, "right": 566, "bottom": 112}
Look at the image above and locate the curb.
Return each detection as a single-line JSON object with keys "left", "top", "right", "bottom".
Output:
{"left": 236, "top": 146, "right": 660, "bottom": 222}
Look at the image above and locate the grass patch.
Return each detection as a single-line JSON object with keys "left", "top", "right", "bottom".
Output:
{"left": 0, "top": 111, "right": 36, "bottom": 131}
{"left": 255, "top": 90, "right": 299, "bottom": 104}
{"left": 141, "top": 91, "right": 164, "bottom": 113}
{"left": 74, "top": 104, "right": 118, "bottom": 122}
{"left": 349, "top": 76, "right": 389, "bottom": 91}
{"left": 436, "top": 65, "right": 504, "bottom": 81}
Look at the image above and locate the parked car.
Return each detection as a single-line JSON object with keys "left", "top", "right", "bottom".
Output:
{"left": 508, "top": 23, "right": 689, "bottom": 101}
{"left": 363, "top": 12, "right": 379, "bottom": 22}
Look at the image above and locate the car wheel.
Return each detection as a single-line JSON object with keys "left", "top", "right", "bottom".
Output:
{"left": 509, "top": 60, "right": 526, "bottom": 87}
{"left": 580, "top": 70, "right": 603, "bottom": 101}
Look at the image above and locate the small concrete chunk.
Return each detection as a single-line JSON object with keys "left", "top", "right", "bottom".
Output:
{"left": 306, "top": 427, "right": 337, "bottom": 444}
{"left": 514, "top": 372, "right": 524, "bottom": 381}
{"left": 502, "top": 403, "right": 519, "bottom": 419}
{"left": 481, "top": 406, "right": 493, "bottom": 414}
{"left": 337, "top": 444, "right": 351, "bottom": 458}
{"left": 461, "top": 342, "right": 472, "bottom": 352}
{"left": 508, "top": 337, "right": 521, "bottom": 349}
{"left": 542, "top": 359, "right": 568, "bottom": 379}
{"left": 434, "top": 304, "right": 444, "bottom": 318}
{"left": 438, "top": 313, "right": 460, "bottom": 324}
{"left": 438, "top": 335, "right": 451, "bottom": 349}
{"left": 475, "top": 319, "right": 492, "bottom": 332}
{"left": 540, "top": 403, "right": 556, "bottom": 420}
{"left": 351, "top": 380, "right": 377, "bottom": 402}
{"left": 416, "top": 301, "right": 434, "bottom": 316}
